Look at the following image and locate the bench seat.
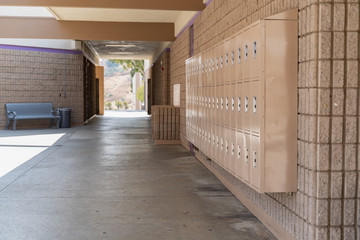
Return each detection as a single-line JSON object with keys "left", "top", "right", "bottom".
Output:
{"left": 5, "top": 103, "right": 61, "bottom": 130}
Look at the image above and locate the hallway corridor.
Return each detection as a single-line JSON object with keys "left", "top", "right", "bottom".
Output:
{"left": 0, "top": 115, "right": 274, "bottom": 240}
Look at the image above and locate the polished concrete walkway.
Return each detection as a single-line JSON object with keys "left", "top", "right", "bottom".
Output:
{"left": 0, "top": 113, "right": 274, "bottom": 240}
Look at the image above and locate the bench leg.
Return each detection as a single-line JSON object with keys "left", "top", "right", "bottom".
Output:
{"left": 5, "top": 118, "right": 10, "bottom": 130}
{"left": 56, "top": 119, "right": 60, "bottom": 129}
{"left": 12, "top": 119, "right": 17, "bottom": 131}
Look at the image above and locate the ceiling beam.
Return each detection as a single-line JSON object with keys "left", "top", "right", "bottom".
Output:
{"left": 0, "top": 17, "right": 175, "bottom": 41}
{"left": 0, "top": 0, "right": 206, "bottom": 11}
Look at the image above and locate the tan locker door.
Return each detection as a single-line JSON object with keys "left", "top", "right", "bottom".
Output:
{"left": 224, "top": 84, "right": 231, "bottom": 127}
{"left": 230, "top": 82, "right": 236, "bottom": 130}
{"left": 211, "top": 123, "right": 216, "bottom": 160}
{"left": 224, "top": 39, "right": 231, "bottom": 84}
{"left": 242, "top": 28, "right": 251, "bottom": 81}
{"left": 235, "top": 34, "right": 243, "bottom": 83}
{"left": 223, "top": 127, "right": 230, "bottom": 171}
{"left": 230, "top": 37, "right": 236, "bottom": 83}
{"left": 235, "top": 130, "right": 244, "bottom": 180}
{"left": 250, "top": 23, "right": 261, "bottom": 80}
{"left": 251, "top": 80, "right": 260, "bottom": 134}
{"left": 230, "top": 129, "right": 237, "bottom": 175}
{"left": 243, "top": 81, "right": 251, "bottom": 132}
{"left": 215, "top": 124, "right": 221, "bottom": 165}
{"left": 236, "top": 82, "right": 243, "bottom": 130}
{"left": 243, "top": 132, "right": 251, "bottom": 183}
{"left": 219, "top": 85, "right": 224, "bottom": 126}
{"left": 250, "top": 135, "right": 261, "bottom": 191}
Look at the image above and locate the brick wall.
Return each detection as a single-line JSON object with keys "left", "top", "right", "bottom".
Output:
{"left": 170, "top": 29, "right": 191, "bottom": 145}
{"left": 153, "top": 0, "right": 360, "bottom": 239}
{"left": 152, "top": 51, "right": 170, "bottom": 106}
{"left": 0, "top": 46, "right": 84, "bottom": 129}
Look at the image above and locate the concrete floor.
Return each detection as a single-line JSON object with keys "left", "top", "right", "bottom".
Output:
{"left": 0, "top": 113, "right": 275, "bottom": 240}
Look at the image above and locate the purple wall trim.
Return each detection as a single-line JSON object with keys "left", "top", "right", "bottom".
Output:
{"left": 175, "top": 0, "right": 213, "bottom": 39}
{"left": 0, "top": 44, "right": 83, "bottom": 55}
{"left": 206, "top": 0, "right": 214, "bottom": 6}
{"left": 175, "top": 11, "right": 202, "bottom": 39}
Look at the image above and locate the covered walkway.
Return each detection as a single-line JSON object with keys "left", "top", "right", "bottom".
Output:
{"left": 0, "top": 114, "right": 274, "bottom": 240}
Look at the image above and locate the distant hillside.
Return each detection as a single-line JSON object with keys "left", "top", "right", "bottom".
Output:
{"left": 104, "top": 60, "right": 134, "bottom": 110}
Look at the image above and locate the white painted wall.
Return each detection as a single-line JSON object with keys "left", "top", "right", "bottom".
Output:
{"left": 0, "top": 39, "right": 80, "bottom": 50}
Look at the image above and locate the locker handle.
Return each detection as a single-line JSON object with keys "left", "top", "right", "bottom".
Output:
{"left": 253, "top": 151, "right": 257, "bottom": 168}
{"left": 212, "top": 97, "right": 215, "bottom": 108}
{"left": 221, "top": 138, "right": 223, "bottom": 151}
{"left": 221, "top": 56, "right": 223, "bottom": 69}
{"left": 221, "top": 97, "right": 224, "bottom": 109}
{"left": 231, "top": 51, "right": 235, "bottom": 65}
{"left": 232, "top": 97, "right": 235, "bottom": 111}
{"left": 216, "top": 58, "right": 219, "bottom": 69}
{"left": 226, "top": 97, "right": 229, "bottom": 110}
{"left": 238, "top": 97, "right": 241, "bottom": 112}
{"left": 237, "top": 146, "right": 241, "bottom": 160}
{"left": 238, "top": 48, "right": 241, "bottom": 63}
{"left": 226, "top": 141, "right": 228, "bottom": 153}
{"left": 245, "top": 97, "right": 248, "bottom": 112}
{"left": 216, "top": 97, "right": 219, "bottom": 109}
{"left": 245, "top": 45, "right": 248, "bottom": 61}
{"left": 208, "top": 97, "right": 211, "bottom": 108}
{"left": 226, "top": 53, "right": 229, "bottom": 66}
{"left": 253, "top": 96, "right": 257, "bottom": 113}
{"left": 232, "top": 143, "right": 235, "bottom": 156}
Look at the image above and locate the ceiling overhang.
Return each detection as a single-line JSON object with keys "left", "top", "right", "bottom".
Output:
{"left": 0, "top": 0, "right": 206, "bottom": 11}
{"left": 0, "top": 17, "right": 175, "bottom": 42}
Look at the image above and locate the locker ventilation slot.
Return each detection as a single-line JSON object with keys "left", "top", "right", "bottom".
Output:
{"left": 253, "top": 151, "right": 257, "bottom": 168}
{"left": 253, "top": 42, "right": 257, "bottom": 58}
{"left": 245, "top": 148, "right": 249, "bottom": 163}
{"left": 245, "top": 97, "right": 248, "bottom": 112}
{"left": 245, "top": 45, "right": 248, "bottom": 61}
{"left": 253, "top": 97, "right": 257, "bottom": 113}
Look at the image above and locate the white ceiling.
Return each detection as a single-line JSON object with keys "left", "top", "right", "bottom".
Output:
{"left": 0, "top": 2, "right": 209, "bottom": 61}
{"left": 50, "top": 8, "right": 183, "bottom": 23}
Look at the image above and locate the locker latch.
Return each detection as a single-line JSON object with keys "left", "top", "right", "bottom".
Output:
{"left": 253, "top": 96, "right": 257, "bottom": 113}
{"left": 226, "top": 140, "right": 229, "bottom": 153}
{"left": 238, "top": 97, "right": 241, "bottom": 112}
{"left": 238, "top": 48, "right": 241, "bottom": 63}
{"left": 221, "top": 56, "right": 223, "bottom": 68}
{"left": 226, "top": 97, "right": 229, "bottom": 110}
{"left": 237, "top": 145, "right": 241, "bottom": 160}
{"left": 245, "top": 97, "right": 248, "bottom": 112}
{"left": 216, "top": 97, "right": 219, "bottom": 109}
{"left": 212, "top": 97, "right": 215, "bottom": 108}
{"left": 225, "top": 53, "right": 229, "bottom": 67}
{"left": 208, "top": 97, "right": 211, "bottom": 108}
{"left": 216, "top": 136, "right": 219, "bottom": 147}
{"left": 232, "top": 97, "right": 235, "bottom": 111}
{"left": 231, "top": 51, "right": 234, "bottom": 65}
{"left": 221, "top": 97, "right": 224, "bottom": 109}
{"left": 253, "top": 151, "right": 257, "bottom": 168}
{"left": 231, "top": 143, "right": 235, "bottom": 156}
{"left": 221, "top": 138, "right": 223, "bottom": 151}
{"left": 216, "top": 58, "right": 219, "bottom": 69}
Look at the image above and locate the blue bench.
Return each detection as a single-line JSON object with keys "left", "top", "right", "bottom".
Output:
{"left": 5, "top": 103, "right": 61, "bottom": 131}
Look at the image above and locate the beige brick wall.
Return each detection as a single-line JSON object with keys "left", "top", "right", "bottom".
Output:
{"left": 0, "top": 47, "right": 84, "bottom": 129}
{"left": 152, "top": 51, "right": 170, "bottom": 106}
{"left": 156, "top": 0, "right": 360, "bottom": 239}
